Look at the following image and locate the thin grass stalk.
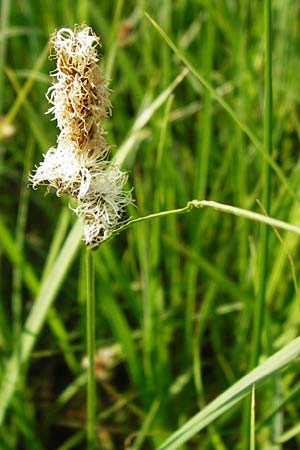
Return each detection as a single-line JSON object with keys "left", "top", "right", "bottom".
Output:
{"left": 235, "top": 1, "right": 249, "bottom": 284}
{"left": 243, "top": 1, "right": 273, "bottom": 447}
{"left": 156, "top": 337, "right": 300, "bottom": 450}
{"left": 0, "top": 220, "right": 82, "bottom": 425}
{"left": 190, "top": 10, "right": 215, "bottom": 398}
{"left": 250, "top": 0, "right": 273, "bottom": 376}
{"left": 0, "top": 0, "right": 11, "bottom": 114}
{"left": 145, "top": 13, "right": 298, "bottom": 205}
{"left": 107, "top": 199, "right": 300, "bottom": 242}
{"left": 250, "top": 385, "right": 256, "bottom": 450}
{"left": 12, "top": 138, "right": 33, "bottom": 341}
{"left": 86, "top": 248, "right": 96, "bottom": 449}
{"left": 161, "top": 0, "right": 171, "bottom": 87}
{"left": 105, "top": 0, "right": 124, "bottom": 80}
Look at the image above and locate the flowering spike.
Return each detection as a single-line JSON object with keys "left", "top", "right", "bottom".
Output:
{"left": 30, "top": 25, "right": 131, "bottom": 246}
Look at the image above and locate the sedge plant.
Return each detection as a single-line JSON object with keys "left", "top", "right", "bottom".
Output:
{"left": 29, "top": 25, "right": 131, "bottom": 449}
{"left": 1, "top": 2, "right": 300, "bottom": 449}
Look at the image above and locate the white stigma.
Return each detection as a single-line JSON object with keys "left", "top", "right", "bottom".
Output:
{"left": 30, "top": 25, "right": 131, "bottom": 246}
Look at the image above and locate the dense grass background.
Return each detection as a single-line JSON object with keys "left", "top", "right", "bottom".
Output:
{"left": 1, "top": 0, "right": 300, "bottom": 449}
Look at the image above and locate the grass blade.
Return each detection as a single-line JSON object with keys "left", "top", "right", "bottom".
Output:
{"left": 145, "top": 12, "right": 299, "bottom": 205}
{"left": 156, "top": 337, "right": 300, "bottom": 450}
{"left": 114, "top": 68, "right": 188, "bottom": 167}
{"left": 0, "top": 220, "right": 82, "bottom": 424}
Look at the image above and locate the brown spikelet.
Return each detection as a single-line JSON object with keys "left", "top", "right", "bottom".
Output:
{"left": 30, "top": 25, "right": 132, "bottom": 246}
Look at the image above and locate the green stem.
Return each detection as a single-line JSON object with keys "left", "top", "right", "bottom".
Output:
{"left": 243, "top": 1, "right": 273, "bottom": 448}
{"left": 103, "top": 199, "right": 300, "bottom": 247}
{"left": 250, "top": 0, "right": 272, "bottom": 372}
{"left": 86, "top": 248, "right": 96, "bottom": 449}
{"left": 145, "top": 12, "right": 298, "bottom": 205}
{"left": 0, "top": 0, "right": 11, "bottom": 114}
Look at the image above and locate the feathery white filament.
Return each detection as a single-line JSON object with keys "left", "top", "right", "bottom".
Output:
{"left": 30, "top": 25, "right": 131, "bottom": 246}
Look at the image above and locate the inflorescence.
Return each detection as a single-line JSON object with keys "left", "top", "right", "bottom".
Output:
{"left": 30, "top": 25, "right": 131, "bottom": 246}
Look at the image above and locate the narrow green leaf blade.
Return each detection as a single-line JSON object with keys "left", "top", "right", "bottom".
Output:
{"left": 0, "top": 220, "right": 82, "bottom": 424}
{"left": 157, "top": 337, "right": 300, "bottom": 450}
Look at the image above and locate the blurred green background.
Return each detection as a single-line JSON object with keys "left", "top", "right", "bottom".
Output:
{"left": 1, "top": 0, "right": 300, "bottom": 449}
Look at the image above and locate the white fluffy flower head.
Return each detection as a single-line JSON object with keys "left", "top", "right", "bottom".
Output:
{"left": 30, "top": 25, "right": 131, "bottom": 246}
